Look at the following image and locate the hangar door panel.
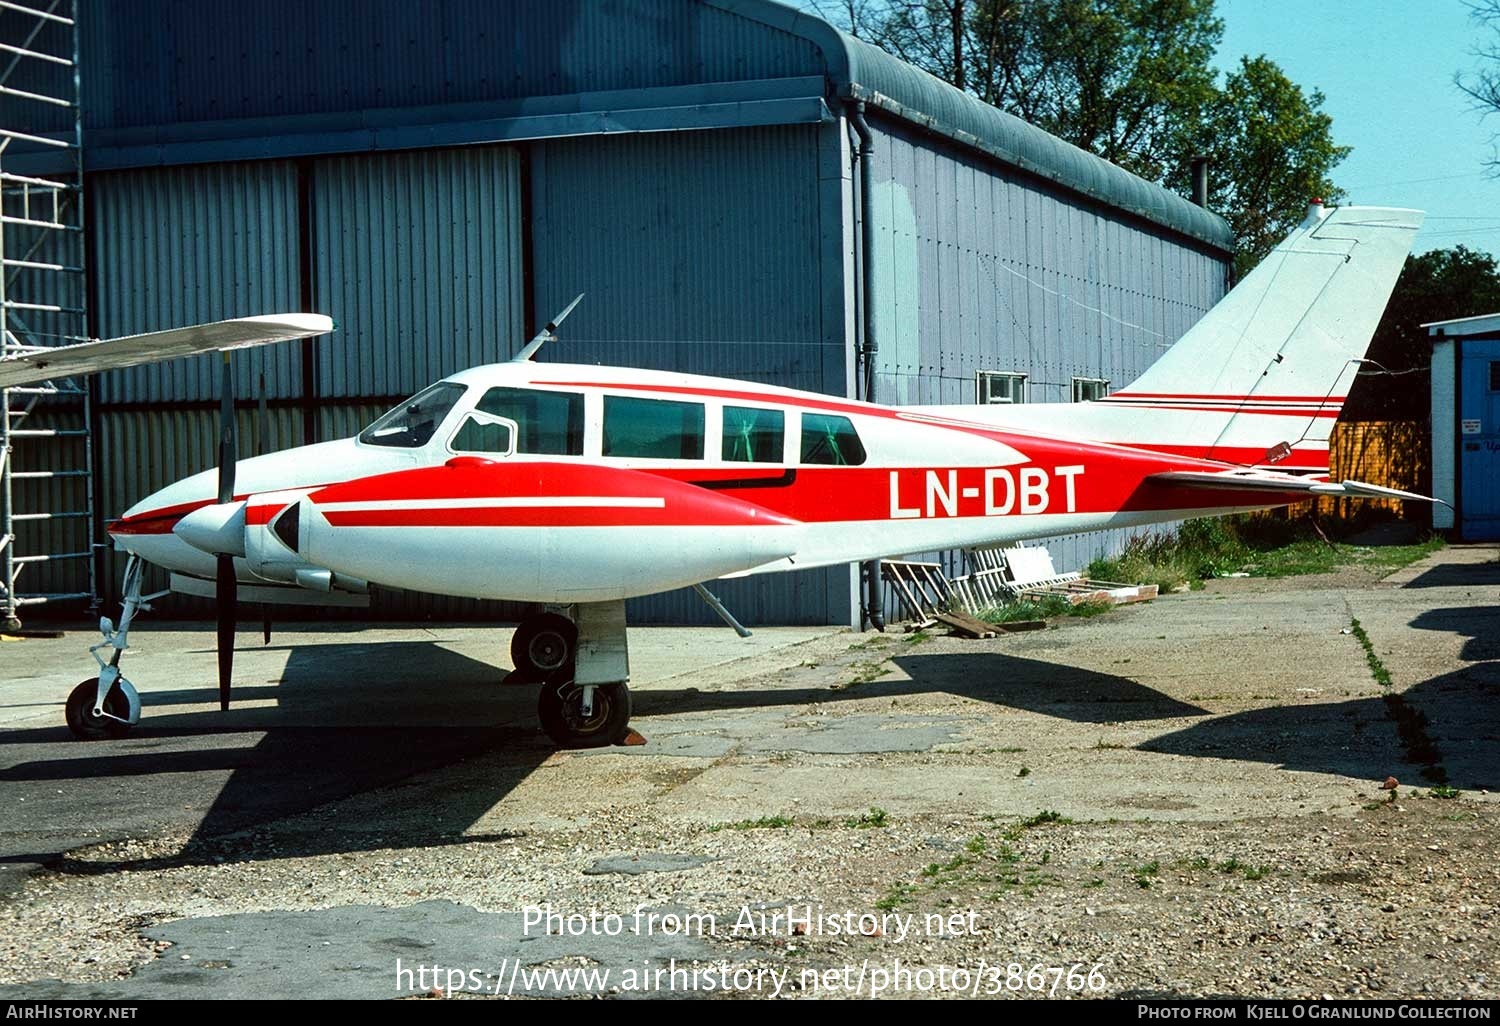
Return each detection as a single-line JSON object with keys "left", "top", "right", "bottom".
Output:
{"left": 312, "top": 146, "right": 524, "bottom": 401}
{"left": 91, "top": 162, "right": 302, "bottom": 404}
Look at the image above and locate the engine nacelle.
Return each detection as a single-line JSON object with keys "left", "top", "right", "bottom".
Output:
{"left": 286, "top": 458, "right": 803, "bottom": 604}
{"left": 175, "top": 493, "right": 366, "bottom": 594}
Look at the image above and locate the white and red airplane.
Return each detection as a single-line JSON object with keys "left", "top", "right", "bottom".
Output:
{"left": 0, "top": 203, "right": 1432, "bottom": 747}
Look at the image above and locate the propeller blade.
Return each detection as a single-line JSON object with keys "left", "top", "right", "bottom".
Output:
{"left": 216, "top": 352, "right": 237, "bottom": 709}
{"left": 216, "top": 553, "right": 236, "bottom": 711}
{"left": 218, "top": 353, "right": 236, "bottom": 503}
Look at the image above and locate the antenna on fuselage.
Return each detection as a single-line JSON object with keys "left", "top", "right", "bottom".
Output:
{"left": 514, "top": 293, "right": 585, "bottom": 362}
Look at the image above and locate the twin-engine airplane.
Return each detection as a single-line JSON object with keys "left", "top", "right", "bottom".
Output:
{"left": 0, "top": 203, "right": 1433, "bottom": 748}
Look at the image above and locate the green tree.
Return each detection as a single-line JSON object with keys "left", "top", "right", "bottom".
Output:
{"left": 1194, "top": 56, "right": 1349, "bottom": 278}
{"left": 1346, "top": 246, "right": 1500, "bottom": 420}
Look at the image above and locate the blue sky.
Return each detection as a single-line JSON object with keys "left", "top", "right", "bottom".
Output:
{"left": 798, "top": 0, "right": 1500, "bottom": 257}
{"left": 1218, "top": 0, "right": 1500, "bottom": 257}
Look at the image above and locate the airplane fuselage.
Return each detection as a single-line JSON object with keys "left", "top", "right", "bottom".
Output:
{"left": 112, "top": 361, "right": 1307, "bottom": 604}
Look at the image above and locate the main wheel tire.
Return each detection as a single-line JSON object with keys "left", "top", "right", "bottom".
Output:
{"left": 537, "top": 680, "right": 631, "bottom": 748}
{"left": 65, "top": 678, "right": 132, "bottom": 741}
{"left": 510, "top": 613, "right": 577, "bottom": 677}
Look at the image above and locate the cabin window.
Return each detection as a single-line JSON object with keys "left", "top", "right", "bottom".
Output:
{"left": 722, "top": 406, "right": 784, "bottom": 462}
{"left": 1071, "top": 377, "right": 1110, "bottom": 402}
{"left": 359, "top": 382, "right": 466, "bottom": 448}
{"left": 977, "top": 371, "right": 1027, "bottom": 404}
{"left": 603, "top": 395, "right": 706, "bottom": 459}
{"left": 1490, "top": 361, "right": 1500, "bottom": 392}
{"left": 800, "top": 412, "right": 866, "bottom": 466}
{"left": 449, "top": 415, "right": 516, "bottom": 456}
{"left": 470, "top": 386, "right": 584, "bottom": 455}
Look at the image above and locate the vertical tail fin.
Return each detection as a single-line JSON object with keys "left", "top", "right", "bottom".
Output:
{"left": 1103, "top": 203, "right": 1422, "bottom": 467}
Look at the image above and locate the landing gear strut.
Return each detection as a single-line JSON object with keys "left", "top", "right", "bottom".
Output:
{"left": 515, "top": 601, "right": 634, "bottom": 748}
{"left": 66, "top": 555, "right": 147, "bottom": 741}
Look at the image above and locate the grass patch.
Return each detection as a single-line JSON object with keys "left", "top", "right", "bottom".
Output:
{"left": 977, "top": 594, "right": 1073, "bottom": 622}
{"left": 707, "top": 815, "right": 795, "bottom": 832}
{"left": 832, "top": 659, "right": 891, "bottom": 691}
{"left": 1086, "top": 514, "right": 1444, "bottom": 592}
{"left": 1019, "top": 810, "right": 1071, "bottom": 829}
{"left": 1429, "top": 786, "right": 1462, "bottom": 800}
{"left": 845, "top": 807, "right": 889, "bottom": 829}
{"left": 1131, "top": 861, "right": 1160, "bottom": 888}
{"left": 1016, "top": 766, "right": 1031, "bottom": 778}
{"left": 874, "top": 882, "right": 916, "bottom": 911}
{"left": 1217, "top": 857, "right": 1273, "bottom": 880}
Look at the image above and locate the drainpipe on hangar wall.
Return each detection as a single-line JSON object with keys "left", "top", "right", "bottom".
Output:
{"left": 848, "top": 100, "right": 885, "bottom": 631}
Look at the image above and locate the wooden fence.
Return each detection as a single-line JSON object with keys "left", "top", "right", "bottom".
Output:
{"left": 1291, "top": 420, "right": 1429, "bottom": 520}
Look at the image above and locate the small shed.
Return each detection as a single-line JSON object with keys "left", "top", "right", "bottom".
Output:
{"left": 1429, "top": 313, "right": 1500, "bottom": 539}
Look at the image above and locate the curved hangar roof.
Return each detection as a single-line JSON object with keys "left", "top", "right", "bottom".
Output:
{"left": 47, "top": 0, "right": 1229, "bottom": 252}
{"left": 712, "top": 0, "right": 1232, "bottom": 252}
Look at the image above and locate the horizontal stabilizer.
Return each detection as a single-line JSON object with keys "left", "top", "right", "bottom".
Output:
{"left": 1149, "top": 469, "right": 1446, "bottom": 506}
{"left": 0, "top": 314, "right": 333, "bottom": 388}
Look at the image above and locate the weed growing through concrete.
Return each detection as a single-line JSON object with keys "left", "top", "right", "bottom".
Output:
{"left": 707, "top": 815, "right": 795, "bottom": 833}
{"left": 1348, "top": 616, "right": 1393, "bottom": 687}
{"left": 1132, "top": 861, "right": 1160, "bottom": 888}
{"left": 845, "top": 807, "right": 889, "bottom": 829}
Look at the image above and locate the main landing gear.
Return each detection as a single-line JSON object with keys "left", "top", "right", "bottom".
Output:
{"left": 512, "top": 600, "right": 634, "bottom": 749}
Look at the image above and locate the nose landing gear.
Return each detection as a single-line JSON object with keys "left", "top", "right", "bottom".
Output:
{"left": 65, "top": 555, "right": 147, "bottom": 741}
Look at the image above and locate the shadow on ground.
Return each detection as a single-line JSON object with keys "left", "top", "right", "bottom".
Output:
{"left": 1146, "top": 602, "right": 1500, "bottom": 790}
{"left": 1397, "top": 561, "right": 1500, "bottom": 589}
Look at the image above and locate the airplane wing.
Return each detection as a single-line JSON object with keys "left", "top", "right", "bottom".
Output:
{"left": 0, "top": 313, "right": 333, "bottom": 389}
{"left": 1148, "top": 469, "right": 1444, "bottom": 505}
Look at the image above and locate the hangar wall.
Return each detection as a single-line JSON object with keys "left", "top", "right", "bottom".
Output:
{"left": 89, "top": 147, "right": 534, "bottom": 618}
{"left": 8, "top": 0, "right": 1233, "bottom": 627}
{"left": 528, "top": 124, "right": 852, "bottom": 625}
{"left": 87, "top": 126, "right": 850, "bottom": 624}
{"left": 865, "top": 116, "right": 1226, "bottom": 575}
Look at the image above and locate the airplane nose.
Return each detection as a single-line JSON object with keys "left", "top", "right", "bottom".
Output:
{"left": 174, "top": 501, "right": 248, "bottom": 557}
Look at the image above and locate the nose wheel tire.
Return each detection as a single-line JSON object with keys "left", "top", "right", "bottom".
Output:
{"left": 510, "top": 613, "right": 577, "bottom": 678}
{"left": 65, "top": 678, "right": 133, "bottom": 741}
{"left": 537, "top": 679, "right": 631, "bottom": 748}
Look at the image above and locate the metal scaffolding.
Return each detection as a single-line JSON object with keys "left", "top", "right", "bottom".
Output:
{"left": 0, "top": 0, "right": 94, "bottom": 632}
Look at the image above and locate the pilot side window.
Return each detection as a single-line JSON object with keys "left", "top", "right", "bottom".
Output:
{"left": 800, "top": 412, "right": 866, "bottom": 466}
{"left": 722, "top": 406, "right": 784, "bottom": 463}
{"left": 603, "top": 395, "right": 706, "bottom": 459}
{"left": 359, "top": 382, "right": 467, "bottom": 448}
{"left": 462, "top": 386, "right": 584, "bottom": 455}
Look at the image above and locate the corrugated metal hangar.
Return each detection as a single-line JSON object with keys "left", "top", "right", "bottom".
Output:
{"left": 4, "top": 0, "right": 1233, "bottom": 627}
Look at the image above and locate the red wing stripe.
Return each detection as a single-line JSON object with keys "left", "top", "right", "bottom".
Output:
{"left": 1101, "top": 403, "right": 1342, "bottom": 418}
{"left": 1108, "top": 392, "right": 1346, "bottom": 403}
{"left": 1121, "top": 442, "right": 1330, "bottom": 466}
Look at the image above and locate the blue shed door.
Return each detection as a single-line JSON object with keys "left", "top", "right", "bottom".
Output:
{"left": 1460, "top": 341, "right": 1500, "bottom": 539}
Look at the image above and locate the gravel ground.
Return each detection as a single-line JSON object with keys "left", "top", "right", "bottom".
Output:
{"left": 1, "top": 550, "right": 1496, "bottom": 1000}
